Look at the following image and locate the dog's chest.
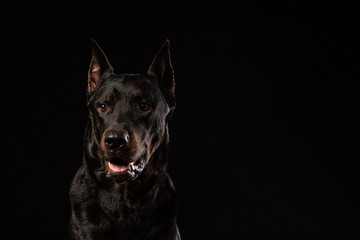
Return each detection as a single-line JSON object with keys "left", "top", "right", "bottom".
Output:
{"left": 99, "top": 185, "right": 157, "bottom": 221}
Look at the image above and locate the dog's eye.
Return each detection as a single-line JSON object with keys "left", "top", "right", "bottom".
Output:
{"left": 98, "top": 103, "right": 108, "bottom": 113}
{"left": 138, "top": 103, "right": 151, "bottom": 112}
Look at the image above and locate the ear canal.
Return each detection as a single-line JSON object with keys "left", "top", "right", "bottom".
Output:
{"left": 147, "top": 39, "right": 175, "bottom": 97}
{"left": 87, "top": 39, "right": 113, "bottom": 94}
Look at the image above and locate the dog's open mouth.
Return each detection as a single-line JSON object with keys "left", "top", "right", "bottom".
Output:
{"left": 105, "top": 158, "right": 133, "bottom": 173}
{"left": 104, "top": 157, "right": 145, "bottom": 182}
{"left": 106, "top": 161, "right": 131, "bottom": 173}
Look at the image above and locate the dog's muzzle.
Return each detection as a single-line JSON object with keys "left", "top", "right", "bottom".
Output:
{"left": 100, "top": 129, "right": 146, "bottom": 182}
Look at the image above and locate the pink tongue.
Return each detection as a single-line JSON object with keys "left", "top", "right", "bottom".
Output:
{"left": 108, "top": 162, "right": 129, "bottom": 172}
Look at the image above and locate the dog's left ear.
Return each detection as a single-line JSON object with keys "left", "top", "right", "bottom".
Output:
{"left": 147, "top": 40, "right": 175, "bottom": 108}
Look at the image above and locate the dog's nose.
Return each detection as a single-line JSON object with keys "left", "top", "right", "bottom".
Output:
{"left": 104, "top": 131, "right": 129, "bottom": 149}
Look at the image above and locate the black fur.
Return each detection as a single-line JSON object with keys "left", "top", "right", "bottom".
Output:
{"left": 69, "top": 40, "right": 180, "bottom": 240}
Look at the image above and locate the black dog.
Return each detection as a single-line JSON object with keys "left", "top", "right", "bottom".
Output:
{"left": 69, "top": 40, "right": 180, "bottom": 240}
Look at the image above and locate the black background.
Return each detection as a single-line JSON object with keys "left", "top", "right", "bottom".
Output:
{"left": 7, "top": 1, "right": 359, "bottom": 239}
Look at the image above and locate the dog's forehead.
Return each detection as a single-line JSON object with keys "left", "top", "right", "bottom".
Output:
{"left": 101, "top": 74, "right": 160, "bottom": 97}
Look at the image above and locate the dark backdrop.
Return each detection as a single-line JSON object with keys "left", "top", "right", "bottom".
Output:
{"left": 8, "top": 1, "right": 358, "bottom": 239}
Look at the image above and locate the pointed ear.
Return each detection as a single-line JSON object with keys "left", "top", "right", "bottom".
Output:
{"left": 147, "top": 40, "right": 175, "bottom": 106}
{"left": 87, "top": 39, "right": 113, "bottom": 94}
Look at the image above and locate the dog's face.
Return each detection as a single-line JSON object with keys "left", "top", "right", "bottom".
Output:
{"left": 86, "top": 40, "right": 175, "bottom": 183}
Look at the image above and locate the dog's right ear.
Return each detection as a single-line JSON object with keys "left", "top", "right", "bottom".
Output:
{"left": 87, "top": 39, "right": 113, "bottom": 95}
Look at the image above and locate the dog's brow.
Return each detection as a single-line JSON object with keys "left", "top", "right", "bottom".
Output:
{"left": 133, "top": 90, "right": 142, "bottom": 97}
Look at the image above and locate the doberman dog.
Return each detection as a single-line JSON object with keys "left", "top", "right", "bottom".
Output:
{"left": 69, "top": 39, "right": 180, "bottom": 240}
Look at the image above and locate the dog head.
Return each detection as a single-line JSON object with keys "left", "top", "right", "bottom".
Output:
{"left": 85, "top": 40, "right": 175, "bottom": 184}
